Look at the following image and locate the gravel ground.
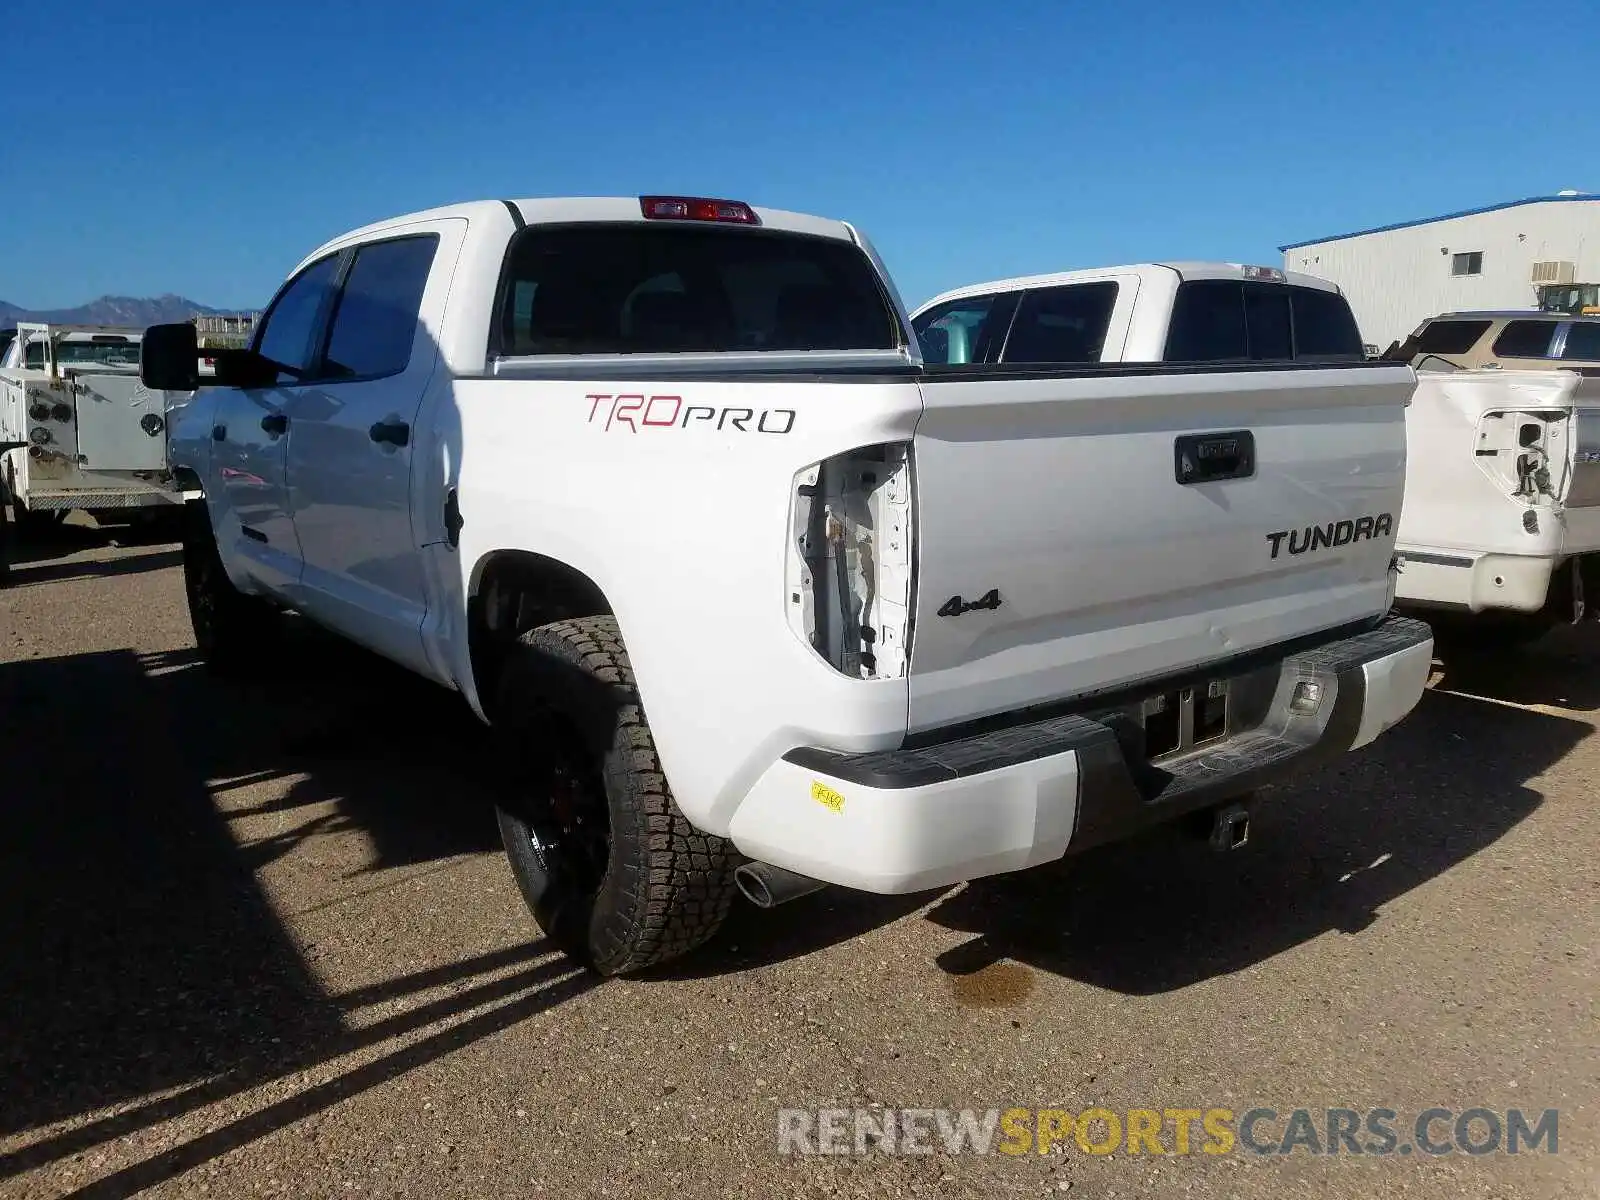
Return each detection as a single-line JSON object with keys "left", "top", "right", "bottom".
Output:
{"left": 1, "top": 517, "right": 1596, "bottom": 1200}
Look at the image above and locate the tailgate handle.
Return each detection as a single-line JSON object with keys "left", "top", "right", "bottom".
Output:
{"left": 1175, "top": 430, "right": 1255, "bottom": 485}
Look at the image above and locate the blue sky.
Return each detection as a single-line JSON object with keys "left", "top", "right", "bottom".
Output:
{"left": 9, "top": 0, "right": 1596, "bottom": 311}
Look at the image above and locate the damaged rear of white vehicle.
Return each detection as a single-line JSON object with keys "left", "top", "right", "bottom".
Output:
{"left": 1389, "top": 362, "right": 1600, "bottom": 637}
{"left": 147, "top": 196, "right": 1432, "bottom": 976}
{"left": 746, "top": 329, "right": 1433, "bottom": 906}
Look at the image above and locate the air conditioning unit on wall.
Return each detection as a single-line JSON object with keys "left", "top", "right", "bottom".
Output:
{"left": 1531, "top": 260, "right": 1576, "bottom": 284}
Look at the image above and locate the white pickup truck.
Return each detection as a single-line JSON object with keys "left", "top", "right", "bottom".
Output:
{"left": 139, "top": 199, "right": 1433, "bottom": 976}
{"left": 1366, "top": 315, "right": 1600, "bottom": 640}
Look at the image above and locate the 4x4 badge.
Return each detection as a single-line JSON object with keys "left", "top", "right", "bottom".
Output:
{"left": 938, "top": 588, "right": 1002, "bottom": 617}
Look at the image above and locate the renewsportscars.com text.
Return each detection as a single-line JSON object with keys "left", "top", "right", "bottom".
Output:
{"left": 777, "top": 1106, "right": 1559, "bottom": 1158}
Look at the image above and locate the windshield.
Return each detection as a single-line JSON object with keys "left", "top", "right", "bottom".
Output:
{"left": 1538, "top": 284, "right": 1600, "bottom": 314}
{"left": 56, "top": 338, "right": 141, "bottom": 367}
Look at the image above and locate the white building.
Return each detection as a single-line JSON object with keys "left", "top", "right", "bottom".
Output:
{"left": 1279, "top": 192, "right": 1600, "bottom": 350}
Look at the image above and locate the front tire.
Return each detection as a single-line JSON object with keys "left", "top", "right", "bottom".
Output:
{"left": 181, "top": 501, "right": 280, "bottom": 676}
{"left": 493, "top": 616, "right": 740, "bottom": 976}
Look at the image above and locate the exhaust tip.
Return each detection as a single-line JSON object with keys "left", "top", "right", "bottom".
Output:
{"left": 734, "top": 863, "right": 777, "bottom": 909}
{"left": 734, "top": 861, "right": 827, "bottom": 909}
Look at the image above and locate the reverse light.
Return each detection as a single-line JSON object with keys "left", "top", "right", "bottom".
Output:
{"left": 1290, "top": 680, "right": 1324, "bottom": 714}
{"left": 1242, "top": 265, "right": 1286, "bottom": 282}
{"left": 640, "top": 195, "right": 761, "bottom": 225}
{"left": 785, "top": 443, "right": 915, "bottom": 680}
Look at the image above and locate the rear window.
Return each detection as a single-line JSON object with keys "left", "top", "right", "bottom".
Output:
{"left": 1163, "top": 280, "right": 1364, "bottom": 362}
{"left": 1000, "top": 283, "right": 1119, "bottom": 363}
{"left": 496, "top": 224, "right": 900, "bottom": 355}
{"left": 1289, "top": 286, "right": 1365, "bottom": 358}
{"left": 1491, "top": 319, "right": 1558, "bottom": 359}
{"left": 1413, "top": 319, "right": 1491, "bottom": 355}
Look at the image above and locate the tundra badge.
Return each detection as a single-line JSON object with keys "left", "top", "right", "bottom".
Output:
{"left": 1266, "top": 513, "right": 1394, "bottom": 560}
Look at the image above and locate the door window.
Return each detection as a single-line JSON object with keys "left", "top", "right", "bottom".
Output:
{"left": 1491, "top": 320, "right": 1558, "bottom": 359}
{"left": 1561, "top": 322, "right": 1600, "bottom": 360}
{"left": 1412, "top": 319, "right": 1491, "bottom": 356}
{"left": 254, "top": 255, "right": 342, "bottom": 384}
{"left": 912, "top": 294, "right": 1011, "bottom": 364}
{"left": 1001, "top": 283, "right": 1119, "bottom": 363}
{"left": 322, "top": 236, "right": 440, "bottom": 380}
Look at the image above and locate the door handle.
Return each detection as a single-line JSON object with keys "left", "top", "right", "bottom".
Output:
{"left": 369, "top": 419, "right": 411, "bottom": 448}
{"left": 260, "top": 413, "right": 289, "bottom": 436}
{"left": 443, "top": 487, "right": 463, "bottom": 548}
{"left": 1174, "top": 430, "right": 1256, "bottom": 485}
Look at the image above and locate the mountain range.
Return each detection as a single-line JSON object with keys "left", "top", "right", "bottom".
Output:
{"left": 0, "top": 295, "right": 248, "bottom": 329}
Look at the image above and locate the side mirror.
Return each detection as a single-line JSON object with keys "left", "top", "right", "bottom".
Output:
{"left": 140, "top": 323, "right": 201, "bottom": 391}
{"left": 209, "top": 347, "right": 280, "bottom": 388}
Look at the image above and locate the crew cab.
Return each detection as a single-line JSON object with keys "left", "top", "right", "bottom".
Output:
{"left": 910, "top": 262, "right": 1370, "bottom": 367}
{"left": 139, "top": 203, "right": 1433, "bottom": 976}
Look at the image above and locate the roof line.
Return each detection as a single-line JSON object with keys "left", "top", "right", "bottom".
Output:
{"left": 1278, "top": 193, "right": 1599, "bottom": 252}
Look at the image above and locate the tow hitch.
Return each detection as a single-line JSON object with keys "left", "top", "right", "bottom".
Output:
{"left": 1208, "top": 801, "right": 1252, "bottom": 852}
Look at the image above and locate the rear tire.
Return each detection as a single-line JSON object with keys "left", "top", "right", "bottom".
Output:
{"left": 181, "top": 501, "right": 280, "bottom": 676}
{"left": 493, "top": 616, "right": 740, "bottom": 976}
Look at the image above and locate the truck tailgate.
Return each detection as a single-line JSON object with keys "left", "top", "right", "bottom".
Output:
{"left": 907, "top": 362, "right": 1413, "bottom": 732}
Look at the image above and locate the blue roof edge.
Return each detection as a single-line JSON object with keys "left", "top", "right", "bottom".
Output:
{"left": 1278, "top": 193, "right": 1599, "bottom": 252}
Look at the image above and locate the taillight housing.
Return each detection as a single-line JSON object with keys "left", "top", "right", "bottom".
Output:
{"left": 640, "top": 195, "right": 761, "bottom": 225}
{"left": 785, "top": 442, "right": 915, "bottom": 679}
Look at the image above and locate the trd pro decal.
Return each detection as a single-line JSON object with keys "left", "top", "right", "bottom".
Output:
{"left": 586, "top": 393, "right": 796, "bottom": 434}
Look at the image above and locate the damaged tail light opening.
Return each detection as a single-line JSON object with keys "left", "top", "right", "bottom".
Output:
{"left": 785, "top": 442, "right": 915, "bottom": 680}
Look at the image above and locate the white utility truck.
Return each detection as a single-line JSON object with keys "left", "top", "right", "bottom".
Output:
{"left": 138, "top": 198, "right": 1433, "bottom": 976}
{"left": 0, "top": 323, "right": 191, "bottom": 539}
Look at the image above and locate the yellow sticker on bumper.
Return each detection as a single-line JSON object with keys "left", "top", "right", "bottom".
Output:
{"left": 811, "top": 781, "right": 846, "bottom": 813}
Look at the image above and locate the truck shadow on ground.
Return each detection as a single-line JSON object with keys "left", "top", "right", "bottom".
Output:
{"left": 0, "top": 636, "right": 595, "bottom": 1199}
{"left": 917, "top": 668, "right": 1586, "bottom": 995}
{"left": 3, "top": 512, "right": 184, "bottom": 584}
{"left": 1427, "top": 620, "right": 1600, "bottom": 711}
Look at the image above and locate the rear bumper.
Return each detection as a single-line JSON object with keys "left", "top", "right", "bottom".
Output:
{"left": 1394, "top": 548, "right": 1559, "bottom": 613}
{"left": 725, "top": 615, "right": 1434, "bottom": 894}
{"left": 1394, "top": 546, "right": 1600, "bottom": 615}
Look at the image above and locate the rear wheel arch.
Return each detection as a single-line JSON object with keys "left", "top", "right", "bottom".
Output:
{"left": 467, "top": 549, "right": 616, "bottom": 718}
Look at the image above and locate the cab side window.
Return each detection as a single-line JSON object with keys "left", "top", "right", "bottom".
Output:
{"left": 321, "top": 236, "right": 440, "bottom": 380}
{"left": 1001, "top": 283, "right": 1120, "bottom": 363}
{"left": 1562, "top": 323, "right": 1600, "bottom": 360}
{"left": 1491, "top": 320, "right": 1558, "bottom": 359}
{"left": 253, "top": 255, "right": 342, "bottom": 385}
{"left": 912, "top": 294, "right": 1013, "bottom": 365}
